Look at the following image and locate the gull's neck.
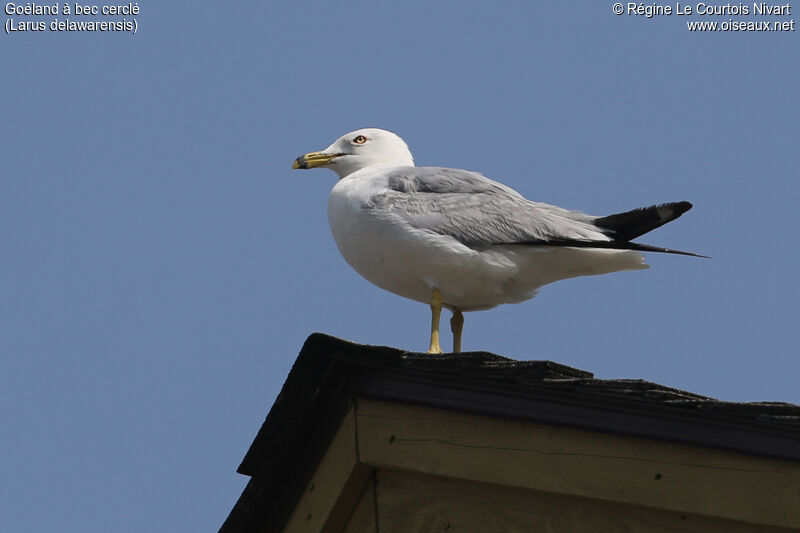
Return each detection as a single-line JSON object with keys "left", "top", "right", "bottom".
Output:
{"left": 335, "top": 156, "right": 415, "bottom": 179}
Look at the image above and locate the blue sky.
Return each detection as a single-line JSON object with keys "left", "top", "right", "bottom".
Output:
{"left": 2, "top": 2, "right": 798, "bottom": 531}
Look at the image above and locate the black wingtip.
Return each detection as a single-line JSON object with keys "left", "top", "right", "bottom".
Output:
{"left": 594, "top": 201, "right": 695, "bottom": 241}
{"left": 517, "top": 238, "right": 709, "bottom": 258}
{"left": 625, "top": 241, "right": 710, "bottom": 258}
{"left": 673, "top": 200, "right": 693, "bottom": 215}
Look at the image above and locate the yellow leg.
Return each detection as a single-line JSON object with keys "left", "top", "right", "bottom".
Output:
{"left": 428, "top": 288, "right": 443, "bottom": 354}
{"left": 450, "top": 309, "right": 464, "bottom": 353}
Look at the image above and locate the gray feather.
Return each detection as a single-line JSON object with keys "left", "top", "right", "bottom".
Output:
{"left": 365, "top": 167, "right": 605, "bottom": 247}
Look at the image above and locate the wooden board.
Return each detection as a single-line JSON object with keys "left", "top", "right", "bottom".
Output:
{"left": 373, "top": 468, "right": 796, "bottom": 533}
{"left": 355, "top": 399, "right": 800, "bottom": 529}
{"left": 283, "top": 406, "right": 371, "bottom": 533}
{"left": 342, "top": 474, "right": 377, "bottom": 533}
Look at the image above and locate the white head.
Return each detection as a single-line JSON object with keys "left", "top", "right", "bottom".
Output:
{"left": 292, "top": 128, "right": 415, "bottom": 179}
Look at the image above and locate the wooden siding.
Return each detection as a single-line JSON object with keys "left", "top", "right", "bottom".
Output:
{"left": 281, "top": 399, "right": 800, "bottom": 532}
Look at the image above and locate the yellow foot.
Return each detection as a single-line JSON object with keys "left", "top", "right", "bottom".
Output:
{"left": 450, "top": 309, "right": 464, "bottom": 353}
{"left": 427, "top": 288, "right": 443, "bottom": 354}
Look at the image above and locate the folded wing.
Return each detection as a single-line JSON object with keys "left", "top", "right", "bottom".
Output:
{"left": 366, "top": 167, "right": 705, "bottom": 257}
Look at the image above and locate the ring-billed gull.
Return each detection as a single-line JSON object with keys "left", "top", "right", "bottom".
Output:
{"left": 293, "top": 128, "right": 704, "bottom": 354}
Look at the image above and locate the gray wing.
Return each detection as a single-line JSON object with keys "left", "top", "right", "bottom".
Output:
{"left": 366, "top": 167, "right": 608, "bottom": 247}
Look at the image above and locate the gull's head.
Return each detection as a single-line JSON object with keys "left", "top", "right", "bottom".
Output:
{"left": 292, "top": 128, "right": 414, "bottom": 179}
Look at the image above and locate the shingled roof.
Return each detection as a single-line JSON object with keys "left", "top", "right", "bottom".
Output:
{"left": 220, "top": 333, "right": 800, "bottom": 532}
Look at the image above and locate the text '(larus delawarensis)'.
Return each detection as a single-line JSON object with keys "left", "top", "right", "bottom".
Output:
{"left": 293, "top": 128, "right": 705, "bottom": 354}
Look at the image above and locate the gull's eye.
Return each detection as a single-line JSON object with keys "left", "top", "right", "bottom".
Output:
{"left": 353, "top": 135, "right": 367, "bottom": 144}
